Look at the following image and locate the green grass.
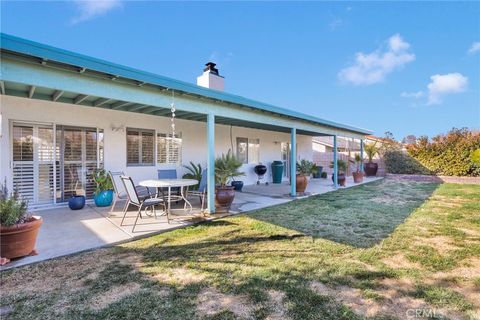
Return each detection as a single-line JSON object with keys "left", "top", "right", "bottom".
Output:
{"left": 1, "top": 179, "right": 479, "bottom": 320}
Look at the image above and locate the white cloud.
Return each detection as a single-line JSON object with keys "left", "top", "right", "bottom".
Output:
{"left": 401, "top": 91, "right": 424, "bottom": 99}
{"left": 338, "top": 34, "right": 415, "bottom": 85}
{"left": 426, "top": 73, "right": 468, "bottom": 105}
{"left": 401, "top": 73, "right": 468, "bottom": 105}
{"left": 71, "top": 0, "right": 122, "bottom": 24}
{"left": 468, "top": 42, "right": 480, "bottom": 54}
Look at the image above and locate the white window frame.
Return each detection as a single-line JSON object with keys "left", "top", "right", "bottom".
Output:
{"left": 236, "top": 137, "right": 260, "bottom": 164}
{"left": 126, "top": 128, "right": 155, "bottom": 167}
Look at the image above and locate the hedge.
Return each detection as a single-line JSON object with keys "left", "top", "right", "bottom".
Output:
{"left": 404, "top": 128, "right": 480, "bottom": 177}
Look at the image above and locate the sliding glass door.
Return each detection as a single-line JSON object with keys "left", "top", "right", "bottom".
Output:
{"left": 12, "top": 123, "right": 55, "bottom": 205}
{"left": 12, "top": 122, "right": 103, "bottom": 207}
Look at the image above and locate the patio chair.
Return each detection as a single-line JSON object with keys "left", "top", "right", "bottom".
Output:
{"left": 157, "top": 169, "right": 181, "bottom": 199}
{"left": 120, "top": 176, "right": 167, "bottom": 232}
{"left": 187, "top": 169, "right": 208, "bottom": 214}
{"left": 109, "top": 171, "right": 154, "bottom": 214}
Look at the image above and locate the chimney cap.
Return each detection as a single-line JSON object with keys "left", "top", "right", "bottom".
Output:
{"left": 204, "top": 62, "right": 219, "bottom": 75}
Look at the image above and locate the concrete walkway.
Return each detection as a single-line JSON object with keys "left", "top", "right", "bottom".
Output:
{"left": 1, "top": 177, "right": 381, "bottom": 270}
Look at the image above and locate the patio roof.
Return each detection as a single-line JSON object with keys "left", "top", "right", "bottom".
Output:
{"left": 0, "top": 33, "right": 372, "bottom": 137}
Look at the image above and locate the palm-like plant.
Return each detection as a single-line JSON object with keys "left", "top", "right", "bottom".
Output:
{"left": 215, "top": 150, "right": 244, "bottom": 187}
{"left": 330, "top": 159, "right": 348, "bottom": 174}
{"left": 296, "top": 160, "right": 315, "bottom": 176}
{"left": 182, "top": 162, "right": 203, "bottom": 190}
{"left": 354, "top": 154, "right": 363, "bottom": 172}
{"left": 364, "top": 142, "right": 379, "bottom": 163}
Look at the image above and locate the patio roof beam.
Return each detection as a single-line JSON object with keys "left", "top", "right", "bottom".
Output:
{"left": 110, "top": 101, "right": 132, "bottom": 110}
{"left": 74, "top": 94, "right": 89, "bottom": 104}
{"left": 28, "top": 86, "right": 36, "bottom": 98}
{"left": 93, "top": 98, "right": 111, "bottom": 107}
{"left": 126, "top": 104, "right": 150, "bottom": 112}
{"left": 1, "top": 60, "right": 367, "bottom": 139}
{"left": 0, "top": 81, "right": 5, "bottom": 94}
{"left": 52, "top": 90, "right": 64, "bottom": 102}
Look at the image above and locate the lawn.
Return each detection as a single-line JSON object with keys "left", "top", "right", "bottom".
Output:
{"left": 1, "top": 179, "right": 479, "bottom": 319}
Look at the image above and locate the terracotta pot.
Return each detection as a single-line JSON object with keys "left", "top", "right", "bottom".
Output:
{"left": 352, "top": 171, "right": 364, "bottom": 183}
{"left": 1, "top": 216, "right": 42, "bottom": 261}
{"left": 296, "top": 175, "right": 308, "bottom": 193}
{"left": 364, "top": 162, "right": 378, "bottom": 177}
{"left": 337, "top": 173, "right": 346, "bottom": 186}
{"left": 215, "top": 186, "right": 235, "bottom": 211}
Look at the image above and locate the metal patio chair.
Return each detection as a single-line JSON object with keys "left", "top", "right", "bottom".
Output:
{"left": 109, "top": 171, "right": 154, "bottom": 214}
{"left": 120, "top": 175, "right": 167, "bottom": 232}
{"left": 186, "top": 169, "right": 208, "bottom": 214}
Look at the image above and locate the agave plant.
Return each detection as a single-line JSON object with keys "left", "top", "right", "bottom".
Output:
{"left": 182, "top": 162, "right": 203, "bottom": 190}
{"left": 215, "top": 150, "right": 244, "bottom": 187}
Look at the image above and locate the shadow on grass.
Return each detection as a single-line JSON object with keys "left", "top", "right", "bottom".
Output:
{"left": 247, "top": 179, "right": 440, "bottom": 248}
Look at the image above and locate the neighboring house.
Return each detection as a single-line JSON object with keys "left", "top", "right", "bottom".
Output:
{"left": 312, "top": 136, "right": 386, "bottom": 176}
{"left": 0, "top": 33, "right": 371, "bottom": 212}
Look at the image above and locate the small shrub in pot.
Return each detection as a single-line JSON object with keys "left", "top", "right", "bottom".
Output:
{"left": 0, "top": 180, "right": 42, "bottom": 265}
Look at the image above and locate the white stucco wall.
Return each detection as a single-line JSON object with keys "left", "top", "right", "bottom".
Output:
{"left": 0, "top": 95, "right": 312, "bottom": 189}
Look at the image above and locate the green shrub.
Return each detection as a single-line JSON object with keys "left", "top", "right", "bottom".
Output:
{"left": 384, "top": 150, "right": 432, "bottom": 175}
{"left": 320, "top": 171, "right": 328, "bottom": 179}
{"left": 407, "top": 128, "right": 480, "bottom": 176}
{"left": 0, "top": 180, "right": 30, "bottom": 226}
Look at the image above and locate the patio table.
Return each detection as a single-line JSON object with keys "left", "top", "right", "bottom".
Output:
{"left": 138, "top": 179, "right": 198, "bottom": 216}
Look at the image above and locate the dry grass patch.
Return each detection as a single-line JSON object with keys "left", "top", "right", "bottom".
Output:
{"left": 266, "top": 290, "right": 289, "bottom": 320}
{"left": 196, "top": 287, "right": 255, "bottom": 319}
{"left": 89, "top": 282, "right": 141, "bottom": 310}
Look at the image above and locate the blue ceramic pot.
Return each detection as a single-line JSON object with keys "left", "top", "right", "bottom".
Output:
{"left": 231, "top": 180, "right": 244, "bottom": 191}
{"left": 94, "top": 190, "right": 113, "bottom": 207}
{"left": 68, "top": 195, "right": 86, "bottom": 210}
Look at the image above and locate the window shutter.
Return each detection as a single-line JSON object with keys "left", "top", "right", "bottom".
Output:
{"left": 12, "top": 124, "right": 35, "bottom": 201}
{"left": 157, "top": 133, "right": 181, "bottom": 164}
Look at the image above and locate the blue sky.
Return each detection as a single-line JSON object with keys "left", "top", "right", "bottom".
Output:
{"left": 1, "top": 1, "right": 479, "bottom": 139}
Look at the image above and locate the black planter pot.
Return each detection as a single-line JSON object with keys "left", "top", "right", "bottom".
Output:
{"left": 364, "top": 162, "right": 378, "bottom": 177}
{"left": 231, "top": 180, "right": 244, "bottom": 191}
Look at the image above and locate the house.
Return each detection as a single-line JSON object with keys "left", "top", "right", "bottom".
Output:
{"left": 313, "top": 136, "right": 386, "bottom": 176}
{"left": 0, "top": 33, "right": 372, "bottom": 213}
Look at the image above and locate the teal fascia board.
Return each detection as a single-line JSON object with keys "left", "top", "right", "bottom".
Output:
{"left": 0, "top": 33, "right": 372, "bottom": 136}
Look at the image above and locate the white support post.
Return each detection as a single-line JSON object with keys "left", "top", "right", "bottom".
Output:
{"left": 290, "top": 128, "right": 296, "bottom": 196}
{"left": 333, "top": 135, "right": 338, "bottom": 188}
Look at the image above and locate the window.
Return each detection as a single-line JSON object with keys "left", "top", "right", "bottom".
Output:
{"left": 236, "top": 137, "right": 260, "bottom": 164}
{"left": 127, "top": 128, "right": 154, "bottom": 166}
{"left": 157, "top": 132, "right": 182, "bottom": 164}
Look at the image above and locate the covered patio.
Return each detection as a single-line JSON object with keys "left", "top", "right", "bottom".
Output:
{"left": 0, "top": 176, "right": 381, "bottom": 270}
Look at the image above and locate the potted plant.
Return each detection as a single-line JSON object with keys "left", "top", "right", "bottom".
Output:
{"left": 0, "top": 180, "right": 42, "bottom": 265}
{"left": 364, "top": 142, "right": 379, "bottom": 177}
{"left": 296, "top": 159, "right": 315, "bottom": 193}
{"left": 93, "top": 169, "right": 114, "bottom": 207}
{"left": 215, "top": 150, "right": 244, "bottom": 211}
{"left": 352, "top": 154, "right": 364, "bottom": 183}
{"left": 330, "top": 159, "right": 347, "bottom": 187}
{"left": 312, "top": 164, "right": 323, "bottom": 179}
